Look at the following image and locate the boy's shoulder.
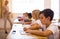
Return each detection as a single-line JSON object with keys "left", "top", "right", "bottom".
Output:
{"left": 47, "top": 23, "right": 59, "bottom": 32}
{"left": 49, "top": 23, "right": 57, "bottom": 27}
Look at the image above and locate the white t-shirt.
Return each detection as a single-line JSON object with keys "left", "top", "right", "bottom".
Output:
{"left": 46, "top": 23, "right": 59, "bottom": 39}
{"left": 31, "top": 19, "right": 46, "bottom": 31}
{"left": 31, "top": 19, "right": 42, "bottom": 26}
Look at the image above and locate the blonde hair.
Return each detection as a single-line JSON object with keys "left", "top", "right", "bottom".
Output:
{"left": 32, "top": 9, "right": 40, "bottom": 20}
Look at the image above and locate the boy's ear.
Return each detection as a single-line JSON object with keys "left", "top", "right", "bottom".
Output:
{"left": 47, "top": 17, "right": 50, "bottom": 20}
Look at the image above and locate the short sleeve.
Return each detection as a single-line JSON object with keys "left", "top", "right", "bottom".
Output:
{"left": 47, "top": 25, "right": 57, "bottom": 34}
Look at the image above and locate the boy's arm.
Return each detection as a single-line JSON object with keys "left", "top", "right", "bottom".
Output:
{"left": 24, "top": 22, "right": 31, "bottom": 24}
{"left": 25, "top": 29, "right": 53, "bottom": 37}
{"left": 23, "top": 23, "right": 42, "bottom": 30}
{"left": 29, "top": 23, "right": 41, "bottom": 30}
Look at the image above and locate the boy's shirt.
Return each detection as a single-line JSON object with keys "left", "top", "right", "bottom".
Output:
{"left": 46, "top": 23, "right": 59, "bottom": 39}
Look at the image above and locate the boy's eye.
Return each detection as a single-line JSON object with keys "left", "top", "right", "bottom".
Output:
{"left": 40, "top": 17, "right": 43, "bottom": 19}
{"left": 39, "top": 16, "right": 43, "bottom": 19}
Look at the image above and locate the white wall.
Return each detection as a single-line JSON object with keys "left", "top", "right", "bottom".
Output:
{"left": 51, "top": 0, "right": 59, "bottom": 19}
{"left": 10, "top": 0, "right": 44, "bottom": 13}
{"left": 44, "top": 0, "right": 51, "bottom": 8}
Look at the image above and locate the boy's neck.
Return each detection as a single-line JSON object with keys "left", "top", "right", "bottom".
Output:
{"left": 46, "top": 21, "right": 51, "bottom": 28}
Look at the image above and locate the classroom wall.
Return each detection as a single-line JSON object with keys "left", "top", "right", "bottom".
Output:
{"left": 44, "top": 0, "right": 51, "bottom": 9}
{"left": 13, "top": 0, "right": 51, "bottom": 20}
{"left": 0, "top": 0, "right": 57, "bottom": 29}
{"left": 59, "top": 0, "right": 60, "bottom": 22}
{"left": 0, "top": 0, "right": 2, "bottom": 18}
{"left": 0, "top": 0, "right": 51, "bottom": 19}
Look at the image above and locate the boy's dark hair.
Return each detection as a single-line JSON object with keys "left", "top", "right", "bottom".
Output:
{"left": 40, "top": 9, "right": 54, "bottom": 21}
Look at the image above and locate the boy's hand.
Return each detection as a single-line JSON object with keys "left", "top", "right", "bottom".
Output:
{"left": 23, "top": 27, "right": 28, "bottom": 31}
{"left": 23, "top": 27, "right": 31, "bottom": 33}
{"left": 25, "top": 29, "right": 31, "bottom": 33}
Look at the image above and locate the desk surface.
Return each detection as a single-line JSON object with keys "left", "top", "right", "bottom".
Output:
{"left": 6, "top": 24, "right": 47, "bottom": 39}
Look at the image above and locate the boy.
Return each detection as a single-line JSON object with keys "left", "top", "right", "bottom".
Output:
{"left": 24, "top": 9, "right": 59, "bottom": 39}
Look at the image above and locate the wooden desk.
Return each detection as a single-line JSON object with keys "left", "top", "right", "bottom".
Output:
{"left": 6, "top": 24, "right": 47, "bottom": 39}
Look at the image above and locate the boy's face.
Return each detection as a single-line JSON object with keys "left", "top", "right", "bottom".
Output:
{"left": 39, "top": 13, "right": 48, "bottom": 25}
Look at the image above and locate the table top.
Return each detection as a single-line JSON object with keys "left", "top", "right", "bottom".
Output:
{"left": 6, "top": 24, "right": 47, "bottom": 39}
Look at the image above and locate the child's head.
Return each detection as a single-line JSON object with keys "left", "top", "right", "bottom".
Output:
{"left": 5, "top": 0, "right": 9, "bottom": 5}
{"left": 39, "top": 9, "right": 54, "bottom": 25}
{"left": 32, "top": 9, "right": 40, "bottom": 20}
{"left": 28, "top": 13, "right": 32, "bottom": 19}
{"left": 23, "top": 12, "right": 28, "bottom": 17}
